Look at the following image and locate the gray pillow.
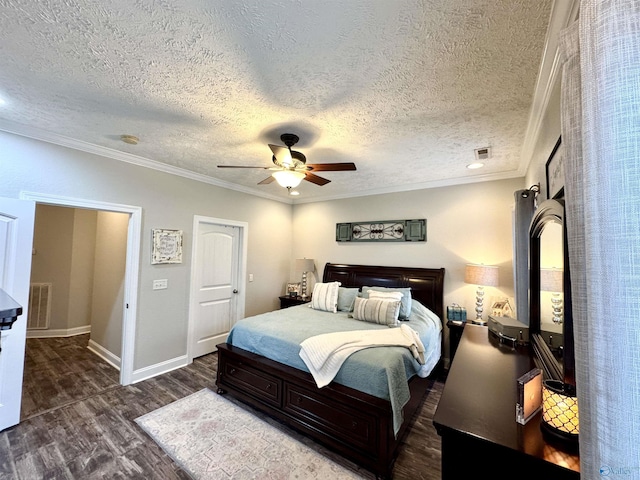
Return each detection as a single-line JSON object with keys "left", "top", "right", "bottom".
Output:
{"left": 361, "top": 286, "right": 412, "bottom": 319}
{"left": 337, "top": 287, "right": 359, "bottom": 312}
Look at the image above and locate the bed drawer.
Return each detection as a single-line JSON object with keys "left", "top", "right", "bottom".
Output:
{"left": 219, "top": 357, "right": 282, "bottom": 407}
{"left": 283, "top": 384, "right": 379, "bottom": 453}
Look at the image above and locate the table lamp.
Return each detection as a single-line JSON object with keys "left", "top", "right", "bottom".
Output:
{"left": 464, "top": 263, "right": 499, "bottom": 325}
{"left": 296, "top": 258, "right": 315, "bottom": 299}
{"left": 540, "top": 268, "right": 563, "bottom": 324}
{"left": 541, "top": 380, "right": 579, "bottom": 446}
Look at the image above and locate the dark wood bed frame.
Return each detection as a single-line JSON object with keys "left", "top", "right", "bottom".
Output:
{"left": 216, "top": 263, "right": 445, "bottom": 479}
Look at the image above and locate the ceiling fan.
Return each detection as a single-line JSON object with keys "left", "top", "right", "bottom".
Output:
{"left": 218, "top": 133, "right": 356, "bottom": 190}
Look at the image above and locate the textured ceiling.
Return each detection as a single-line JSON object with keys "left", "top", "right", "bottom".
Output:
{"left": 0, "top": 0, "right": 553, "bottom": 202}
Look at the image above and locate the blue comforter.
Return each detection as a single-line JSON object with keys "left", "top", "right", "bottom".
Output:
{"left": 226, "top": 300, "right": 442, "bottom": 434}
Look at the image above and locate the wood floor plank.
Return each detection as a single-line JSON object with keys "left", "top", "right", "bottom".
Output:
{"left": 3, "top": 335, "right": 444, "bottom": 479}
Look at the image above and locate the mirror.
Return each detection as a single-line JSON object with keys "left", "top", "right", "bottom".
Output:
{"left": 539, "top": 222, "right": 564, "bottom": 359}
{"left": 529, "top": 199, "right": 575, "bottom": 385}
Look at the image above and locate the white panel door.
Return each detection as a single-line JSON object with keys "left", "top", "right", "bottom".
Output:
{"left": 191, "top": 222, "right": 240, "bottom": 358}
{"left": 0, "top": 197, "right": 35, "bottom": 431}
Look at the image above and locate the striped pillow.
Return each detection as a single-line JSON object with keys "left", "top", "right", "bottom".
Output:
{"left": 351, "top": 296, "right": 401, "bottom": 326}
{"left": 362, "top": 286, "right": 412, "bottom": 319}
{"left": 310, "top": 281, "right": 341, "bottom": 313}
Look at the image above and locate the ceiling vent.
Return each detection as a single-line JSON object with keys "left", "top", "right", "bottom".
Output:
{"left": 474, "top": 147, "right": 491, "bottom": 161}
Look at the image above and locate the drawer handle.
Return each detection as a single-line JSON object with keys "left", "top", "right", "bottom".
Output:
{"left": 352, "top": 421, "right": 358, "bottom": 429}
{"left": 296, "top": 396, "right": 303, "bottom": 405}
{"left": 266, "top": 384, "right": 272, "bottom": 390}
{"left": 229, "top": 368, "right": 236, "bottom": 375}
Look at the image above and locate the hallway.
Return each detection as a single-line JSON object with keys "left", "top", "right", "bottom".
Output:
{"left": 21, "top": 334, "right": 119, "bottom": 421}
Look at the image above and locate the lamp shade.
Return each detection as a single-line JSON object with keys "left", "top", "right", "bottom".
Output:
{"left": 296, "top": 258, "right": 315, "bottom": 272}
{"left": 272, "top": 170, "right": 305, "bottom": 188}
{"left": 464, "top": 264, "right": 499, "bottom": 287}
{"left": 540, "top": 268, "right": 563, "bottom": 293}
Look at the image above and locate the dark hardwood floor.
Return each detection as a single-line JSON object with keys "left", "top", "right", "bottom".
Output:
{"left": 1, "top": 335, "right": 443, "bottom": 479}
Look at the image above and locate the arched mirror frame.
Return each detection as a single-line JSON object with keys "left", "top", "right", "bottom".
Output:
{"left": 529, "top": 199, "right": 575, "bottom": 386}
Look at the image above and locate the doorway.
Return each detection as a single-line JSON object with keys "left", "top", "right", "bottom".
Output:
{"left": 20, "top": 191, "right": 142, "bottom": 385}
{"left": 21, "top": 204, "right": 129, "bottom": 418}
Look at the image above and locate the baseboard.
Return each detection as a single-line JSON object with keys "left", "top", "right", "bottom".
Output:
{"left": 26, "top": 325, "right": 91, "bottom": 338}
{"left": 130, "top": 355, "right": 189, "bottom": 384}
{"left": 87, "top": 339, "right": 121, "bottom": 370}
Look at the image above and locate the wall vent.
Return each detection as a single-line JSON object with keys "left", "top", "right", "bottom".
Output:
{"left": 474, "top": 147, "right": 491, "bottom": 161}
{"left": 28, "top": 283, "right": 52, "bottom": 330}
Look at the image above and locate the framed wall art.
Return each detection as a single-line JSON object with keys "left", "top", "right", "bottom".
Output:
{"left": 545, "top": 137, "right": 564, "bottom": 199}
{"left": 336, "top": 219, "right": 426, "bottom": 242}
{"left": 151, "top": 229, "right": 183, "bottom": 264}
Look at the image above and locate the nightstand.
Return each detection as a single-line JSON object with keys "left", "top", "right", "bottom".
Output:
{"left": 446, "top": 320, "right": 466, "bottom": 366}
{"left": 279, "top": 295, "right": 311, "bottom": 309}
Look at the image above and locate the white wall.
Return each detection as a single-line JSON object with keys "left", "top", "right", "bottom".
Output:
{"left": 69, "top": 208, "right": 98, "bottom": 329}
{"left": 31, "top": 205, "right": 98, "bottom": 332}
{"left": 292, "top": 178, "right": 524, "bottom": 360}
{"left": 31, "top": 204, "right": 75, "bottom": 330}
{"left": 90, "top": 211, "right": 128, "bottom": 358}
{"left": 2, "top": 131, "right": 293, "bottom": 373}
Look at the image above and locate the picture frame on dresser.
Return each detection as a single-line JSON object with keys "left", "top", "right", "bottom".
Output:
{"left": 285, "top": 282, "right": 301, "bottom": 297}
{"left": 545, "top": 137, "right": 565, "bottom": 200}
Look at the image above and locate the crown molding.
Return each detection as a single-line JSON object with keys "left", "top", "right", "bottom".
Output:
{"left": 1, "top": 118, "right": 524, "bottom": 206}
{"left": 0, "top": 119, "right": 293, "bottom": 205}
{"left": 292, "top": 169, "right": 525, "bottom": 204}
{"left": 519, "top": 0, "right": 580, "bottom": 174}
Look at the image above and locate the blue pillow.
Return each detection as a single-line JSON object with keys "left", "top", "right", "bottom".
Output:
{"left": 337, "top": 287, "right": 359, "bottom": 312}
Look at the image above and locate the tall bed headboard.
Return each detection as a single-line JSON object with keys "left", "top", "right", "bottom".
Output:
{"left": 323, "top": 263, "right": 445, "bottom": 321}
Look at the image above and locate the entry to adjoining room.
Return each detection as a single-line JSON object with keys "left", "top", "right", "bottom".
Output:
{"left": 21, "top": 204, "right": 128, "bottom": 420}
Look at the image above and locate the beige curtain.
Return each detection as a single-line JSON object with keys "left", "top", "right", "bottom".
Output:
{"left": 560, "top": 0, "right": 640, "bottom": 475}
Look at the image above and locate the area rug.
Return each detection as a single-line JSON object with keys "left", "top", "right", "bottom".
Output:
{"left": 135, "top": 388, "right": 367, "bottom": 479}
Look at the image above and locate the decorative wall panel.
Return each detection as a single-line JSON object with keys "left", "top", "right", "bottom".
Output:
{"left": 336, "top": 219, "right": 426, "bottom": 242}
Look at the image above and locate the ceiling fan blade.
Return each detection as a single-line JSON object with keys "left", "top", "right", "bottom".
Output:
{"left": 305, "top": 162, "right": 357, "bottom": 172}
{"left": 304, "top": 172, "right": 331, "bottom": 186}
{"left": 268, "top": 144, "right": 293, "bottom": 167}
{"left": 218, "top": 165, "right": 271, "bottom": 169}
{"left": 258, "top": 175, "right": 276, "bottom": 185}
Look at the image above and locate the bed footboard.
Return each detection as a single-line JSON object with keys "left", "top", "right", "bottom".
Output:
{"left": 216, "top": 342, "right": 431, "bottom": 479}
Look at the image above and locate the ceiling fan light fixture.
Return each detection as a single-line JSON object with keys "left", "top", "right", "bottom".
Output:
{"left": 272, "top": 170, "right": 305, "bottom": 188}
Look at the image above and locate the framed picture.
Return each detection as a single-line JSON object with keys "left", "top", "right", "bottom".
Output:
{"left": 545, "top": 137, "right": 564, "bottom": 199}
{"left": 151, "top": 229, "right": 183, "bottom": 264}
{"left": 286, "top": 282, "right": 301, "bottom": 297}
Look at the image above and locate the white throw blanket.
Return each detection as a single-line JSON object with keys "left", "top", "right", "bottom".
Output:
{"left": 299, "top": 324, "right": 426, "bottom": 388}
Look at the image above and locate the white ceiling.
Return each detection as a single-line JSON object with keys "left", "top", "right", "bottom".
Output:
{"left": 0, "top": 0, "right": 558, "bottom": 203}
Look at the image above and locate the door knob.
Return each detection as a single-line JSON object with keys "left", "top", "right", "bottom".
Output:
{"left": 233, "top": 289, "right": 238, "bottom": 294}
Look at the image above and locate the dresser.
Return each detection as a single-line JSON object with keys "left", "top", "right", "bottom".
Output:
{"left": 433, "top": 324, "right": 580, "bottom": 480}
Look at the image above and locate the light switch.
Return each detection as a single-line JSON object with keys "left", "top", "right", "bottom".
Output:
{"left": 153, "top": 279, "right": 168, "bottom": 290}
{"left": 249, "top": 273, "right": 254, "bottom": 282}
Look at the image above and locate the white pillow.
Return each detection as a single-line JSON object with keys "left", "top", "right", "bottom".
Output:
{"left": 310, "top": 281, "right": 341, "bottom": 313}
{"left": 351, "top": 296, "right": 401, "bottom": 326}
{"left": 367, "top": 290, "right": 403, "bottom": 302}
